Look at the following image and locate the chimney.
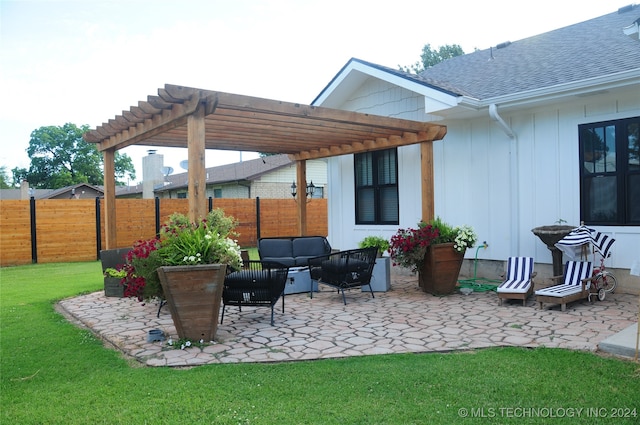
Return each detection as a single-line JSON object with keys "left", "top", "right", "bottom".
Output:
{"left": 142, "top": 150, "right": 164, "bottom": 199}
{"left": 20, "top": 180, "right": 30, "bottom": 200}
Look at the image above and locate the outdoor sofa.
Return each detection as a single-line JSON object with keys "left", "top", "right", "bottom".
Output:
{"left": 258, "top": 236, "right": 332, "bottom": 268}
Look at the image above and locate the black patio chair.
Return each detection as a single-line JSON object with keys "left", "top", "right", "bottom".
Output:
{"left": 308, "top": 247, "right": 378, "bottom": 305}
{"left": 220, "top": 260, "right": 289, "bottom": 326}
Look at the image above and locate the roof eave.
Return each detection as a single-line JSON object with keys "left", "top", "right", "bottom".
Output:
{"left": 313, "top": 58, "right": 459, "bottom": 108}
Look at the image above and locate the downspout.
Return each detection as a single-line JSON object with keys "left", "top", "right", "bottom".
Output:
{"left": 489, "top": 104, "right": 519, "bottom": 255}
{"left": 489, "top": 104, "right": 515, "bottom": 139}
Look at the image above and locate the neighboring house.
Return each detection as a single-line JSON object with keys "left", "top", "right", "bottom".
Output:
{"left": 42, "top": 183, "right": 105, "bottom": 199}
{"left": 2, "top": 155, "right": 327, "bottom": 201}
{"left": 133, "top": 153, "right": 327, "bottom": 199}
{"left": 0, "top": 183, "right": 104, "bottom": 200}
{"left": 313, "top": 6, "right": 640, "bottom": 282}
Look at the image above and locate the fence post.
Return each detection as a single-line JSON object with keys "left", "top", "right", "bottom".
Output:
{"left": 30, "top": 196, "right": 37, "bottom": 263}
{"left": 155, "top": 197, "right": 160, "bottom": 236}
{"left": 95, "top": 197, "right": 102, "bottom": 260}
{"left": 208, "top": 197, "right": 213, "bottom": 212}
{"left": 256, "top": 196, "right": 261, "bottom": 240}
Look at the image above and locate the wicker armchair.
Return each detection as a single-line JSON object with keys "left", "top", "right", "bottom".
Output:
{"left": 308, "top": 247, "right": 378, "bottom": 304}
{"left": 220, "top": 261, "right": 289, "bottom": 326}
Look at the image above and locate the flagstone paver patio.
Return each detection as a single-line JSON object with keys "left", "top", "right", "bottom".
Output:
{"left": 57, "top": 275, "right": 638, "bottom": 367}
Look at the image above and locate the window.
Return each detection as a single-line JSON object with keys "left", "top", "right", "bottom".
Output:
{"left": 579, "top": 116, "right": 640, "bottom": 225}
{"left": 309, "top": 185, "right": 324, "bottom": 199}
{"left": 213, "top": 188, "right": 222, "bottom": 198}
{"left": 354, "top": 148, "right": 399, "bottom": 224}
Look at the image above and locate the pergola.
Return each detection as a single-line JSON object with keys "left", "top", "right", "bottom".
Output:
{"left": 84, "top": 84, "right": 447, "bottom": 249}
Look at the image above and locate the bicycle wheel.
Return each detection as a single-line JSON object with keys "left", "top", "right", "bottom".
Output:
{"left": 596, "top": 271, "right": 617, "bottom": 293}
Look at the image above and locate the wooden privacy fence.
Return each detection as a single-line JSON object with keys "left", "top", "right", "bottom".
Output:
{"left": 0, "top": 198, "right": 327, "bottom": 266}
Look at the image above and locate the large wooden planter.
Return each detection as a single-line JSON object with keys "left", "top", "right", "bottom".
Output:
{"left": 419, "top": 243, "right": 465, "bottom": 295}
{"left": 157, "top": 264, "right": 227, "bottom": 341}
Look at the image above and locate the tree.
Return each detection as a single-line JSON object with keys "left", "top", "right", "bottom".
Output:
{"left": 399, "top": 43, "right": 465, "bottom": 74}
{"left": 11, "top": 123, "right": 136, "bottom": 189}
{"left": 0, "top": 166, "right": 13, "bottom": 188}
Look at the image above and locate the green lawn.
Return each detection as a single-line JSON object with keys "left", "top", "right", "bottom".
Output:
{"left": 1, "top": 262, "right": 638, "bottom": 424}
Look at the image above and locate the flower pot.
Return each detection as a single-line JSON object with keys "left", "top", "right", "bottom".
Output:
{"left": 419, "top": 243, "right": 464, "bottom": 295}
{"left": 157, "top": 264, "right": 227, "bottom": 341}
{"left": 104, "top": 276, "right": 124, "bottom": 298}
{"left": 100, "top": 248, "right": 131, "bottom": 298}
{"left": 362, "top": 256, "right": 391, "bottom": 292}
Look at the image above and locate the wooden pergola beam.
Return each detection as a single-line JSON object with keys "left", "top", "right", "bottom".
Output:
{"left": 84, "top": 84, "right": 447, "bottom": 248}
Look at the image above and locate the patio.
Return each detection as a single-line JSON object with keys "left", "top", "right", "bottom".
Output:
{"left": 57, "top": 274, "right": 638, "bottom": 367}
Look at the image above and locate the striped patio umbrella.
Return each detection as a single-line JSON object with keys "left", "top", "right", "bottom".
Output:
{"left": 554, "top": 225, "right": 615, "bottom": 261}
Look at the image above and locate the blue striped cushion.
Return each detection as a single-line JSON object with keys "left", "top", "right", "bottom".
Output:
{"left": 497, "top": 257, "right": 534, "bottom": 294}
{"left": 535, "top": 261, "right": 593, "bottom": 297}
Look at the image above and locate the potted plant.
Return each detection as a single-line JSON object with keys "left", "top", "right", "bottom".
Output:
{"left": 358, "top": 235, "right": 392, "bottom": 292}
{"left": 117, "top": 209, "right": 243, "bottom": 341}
{"left": 358, "top": 235, "right": 390, "bottom": 257}
{"left": 100, "top": 247, "right": 131, "bottom": 297}
{"left": 389, "top": 217, "right": 477, "bottom": 295}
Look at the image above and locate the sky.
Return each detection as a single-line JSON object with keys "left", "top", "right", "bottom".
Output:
{"left": 0, "top": 0, "right": 621, "bottom": 184}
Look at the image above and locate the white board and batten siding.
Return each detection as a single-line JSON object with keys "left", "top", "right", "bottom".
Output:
{"left": 325, "top": 77, "right": 640, "bottom": 275}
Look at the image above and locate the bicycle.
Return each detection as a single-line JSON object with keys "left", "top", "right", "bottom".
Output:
{"left": 589, "top": 252, "right": 617, "bottom": 302}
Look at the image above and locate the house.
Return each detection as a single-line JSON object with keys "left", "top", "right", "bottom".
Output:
{"left": 0, "top": 182, "right": 104, "bottom": 200}
{"left": 121, "top": 153, "right": 327, "bottom": 199}
{"left": 313, "top": 5, "right": 640, "bottom": 290}
{"left": 2, "top": 155, "right": 327, "bottom": 201}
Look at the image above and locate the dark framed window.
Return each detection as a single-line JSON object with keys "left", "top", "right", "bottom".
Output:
{"left": 354, "top": 148, "right": 399, "bottom": 225}
{"left": 579, "top": 116, "right": 640, "bottom": 225}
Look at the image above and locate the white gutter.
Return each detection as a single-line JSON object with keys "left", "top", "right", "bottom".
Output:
{"left": 489, "top": 104, "right": 515, "bottom": 139}
{"left": 456, "top": 68, "right": 640, "bottom": 112}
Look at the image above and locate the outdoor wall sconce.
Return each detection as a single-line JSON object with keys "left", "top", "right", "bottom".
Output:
{"left": 291, "top": 180, "right": 315, "bottom": 201}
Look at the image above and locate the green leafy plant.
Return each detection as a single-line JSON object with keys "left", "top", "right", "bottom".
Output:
{"left": 429, "top": 216, "right": 477, "bottom": 253}
{"left": 118, "top": 209, "right": 243, "bottom": 301}
{"left": 358, "top": 235, "right": 390, "bottom": 255}
{"left": 104, "top": 267, "right": 126, "bottom": 279}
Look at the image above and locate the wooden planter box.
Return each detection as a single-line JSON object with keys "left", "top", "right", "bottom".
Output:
{"left": 157, "top": 264, "right": 226, "bottom": 341}
{"left": 419, "top": 243, "right": 464, "bottom": 295}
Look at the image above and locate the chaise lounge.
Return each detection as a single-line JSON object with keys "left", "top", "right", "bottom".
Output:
{"left": 534, "top": 261, "right": 593, "bottom": 311}
{"left": 496, "top": 257, "right": 536, "bottom": 306}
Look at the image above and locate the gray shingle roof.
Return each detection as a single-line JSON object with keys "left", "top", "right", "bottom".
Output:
{"left": 418, "top": 5, "right": 640, "bottom": 99}
{"left": 157, "top": 154, "right": 292, "bottom": 191}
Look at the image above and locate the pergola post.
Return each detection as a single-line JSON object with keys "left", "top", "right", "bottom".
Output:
{"left": 103, "top": 148, "right": 117, "bottom": 249}
{"left": 187, "top": 105, "right": 207, "bottom": 222}
{"left": 296, "top": 160, "right": 308, "bottom": 236}
{"left": 421, "top": 141, "right": 435, "bottom": 223}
